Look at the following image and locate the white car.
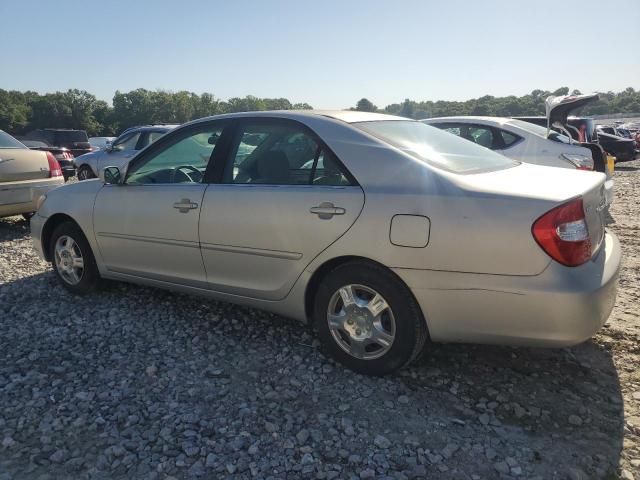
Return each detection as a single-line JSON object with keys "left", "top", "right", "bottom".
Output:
{"left": 422, "top": 116, "right": 614, "bottom": 205}
{"left": 77, "top": 126, "right": 176, "bottom": 180}
{"left": 88, "top": 136, "right": 116, "bottom": 151}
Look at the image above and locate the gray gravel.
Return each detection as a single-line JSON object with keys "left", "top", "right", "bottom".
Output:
{"left": 1, "top": 160, "right": 640, "bottom": 479}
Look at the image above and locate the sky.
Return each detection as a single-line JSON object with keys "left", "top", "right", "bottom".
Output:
{"left": 1, "top": 0, "right": 639, "bottom": 109}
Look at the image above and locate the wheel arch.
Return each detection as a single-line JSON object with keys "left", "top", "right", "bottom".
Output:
{"left": 303, "top": 255, "right": 430, "bottom": 337}
{"left": 41, "top": 213, "right": 82, "bottom": 262}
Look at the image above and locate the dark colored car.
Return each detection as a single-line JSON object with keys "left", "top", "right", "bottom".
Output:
{"left": 22, "top": 129, "right": 92, "bottom": 158}
{"left": 596, "top": 125, "right": 638, "bottom": 161}
{"left": 20, "top": 140, "right": 76, "bottom": 180}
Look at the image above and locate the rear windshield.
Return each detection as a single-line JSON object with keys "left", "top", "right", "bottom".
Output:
{"left": 353, "top": 120, "right": 517, "bottom": 173}
{"left": 52, "top": 130, "right": 89, "bottom": 144}
{"left": 0, "top": 131, "right": 26, "bottom": 149}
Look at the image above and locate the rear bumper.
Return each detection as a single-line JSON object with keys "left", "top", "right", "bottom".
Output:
{"left": 394, "top": 231, "right": 621, "bottom": 347}
{"left": 0, "top": 177, "right": 64, "bottom": 218}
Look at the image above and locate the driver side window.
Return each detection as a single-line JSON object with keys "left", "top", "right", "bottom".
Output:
{"left": 113, "top": 132, "right": 140, "bottom": 151}
{"left": 126, "top": 126, "right": 223, "bottom": 185}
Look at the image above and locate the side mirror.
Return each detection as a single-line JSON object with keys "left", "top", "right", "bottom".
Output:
{"left": 102, "top": 166, "right": 122, "bottom": 185}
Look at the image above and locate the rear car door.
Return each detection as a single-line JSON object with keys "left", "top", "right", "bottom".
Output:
{"left": 93, "top": 122, "right": 228, "bottom": 287}
{"left": 199, "top": 118, "right": 365, "bottom": 300}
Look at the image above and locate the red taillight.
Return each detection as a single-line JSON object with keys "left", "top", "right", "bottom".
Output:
{"left": 46, "top": 152, "right": 63, "bottom": 178}
{"left": 532, "top": 198, "right": 591, "bottom": 267}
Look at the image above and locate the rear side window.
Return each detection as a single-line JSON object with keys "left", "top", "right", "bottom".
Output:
{"left": 355, "top": 120, "right": 516, "bottom": 174}
{"left": 225, "top": 122, "right": 352, "bottom": 186}
{"left": 499, "top": 130, "right": 520, "bottom": 148}
{"left": 0, "top": 131, "right": 26, "bottom": 149}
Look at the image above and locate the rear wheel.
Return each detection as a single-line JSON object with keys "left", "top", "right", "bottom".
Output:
{"left": 50, "top": 221, "right": 100, "bottom": 294}
{"left": 313, "top": 261, "right": 427, "bottom": 375}
{"left": 77, "top": 165, "right": 96, "bottom": 181}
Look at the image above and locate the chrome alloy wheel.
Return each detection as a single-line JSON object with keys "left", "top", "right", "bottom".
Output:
{"left": 327, "top": 284, "right": 396, "bottom": 360}
{"left": 54, "top": 235, "right": 85, "bottom": 285}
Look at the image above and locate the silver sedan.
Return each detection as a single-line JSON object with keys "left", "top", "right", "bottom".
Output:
{"left": 31, "top": 111, "right": 621, "bottom": 375}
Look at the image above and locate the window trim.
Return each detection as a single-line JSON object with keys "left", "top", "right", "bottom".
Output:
{"left": 214, "top": 117, "right": 358, "bottom": 187}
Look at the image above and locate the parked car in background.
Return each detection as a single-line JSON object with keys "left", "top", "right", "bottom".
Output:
{"left": 422, "top": 116, "right": 614, "bottom": 206}
{"left": 22, "top": 129, "right": 92, "bottom": 158}
{"left": 0, "top": 130, "right": 64, "bottom": 220}
{"left": 31, "top": 111, "right": 620, "bottom": 375}
{"left": 75, "top": 125, "right": 176, "bottom": 180}
{"left": 595, "top": 125, "right": 637, "bottom": 162}
{"left": 89, "top": 136, "right": 116, "bottom": 151}
{"left": 20, "top": 140, "right": 76, "bottom": 180}
{"left": 517, "top": 94, "right": 635, "bottom": 164}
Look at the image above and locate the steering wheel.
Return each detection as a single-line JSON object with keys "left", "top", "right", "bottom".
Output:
{"left": 170, "top": 165, "right": 202, "bottom": 183}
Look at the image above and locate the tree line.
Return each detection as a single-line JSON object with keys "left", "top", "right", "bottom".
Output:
{"left": 0, "top": 89, "right": 313, "bottom": 137}
{"left": 359, "top": 87, "right": 640, "bottom": 119}
{"left": 1, "top": 86, "right": 638, "bottom": 138}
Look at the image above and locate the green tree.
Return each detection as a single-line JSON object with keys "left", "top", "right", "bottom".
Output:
{"left": 355, "top": 98, "right": 376, "bottom": 112}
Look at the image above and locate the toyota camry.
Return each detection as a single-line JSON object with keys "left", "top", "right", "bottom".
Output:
{"left": 31, "top": 111, "right": 621, "bottom": 375}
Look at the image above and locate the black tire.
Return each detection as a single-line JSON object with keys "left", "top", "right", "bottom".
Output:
{"left": 22, "top": 212, "right": 35, "bottom": 221}
{"left": 313, "top": 261, "right": 428, "bottom": 375}
{"left": 49, "top": 221, "right": 101, "bottom": 294}
{"left": 77, "top": 165, "right": 96, "bottom": 181}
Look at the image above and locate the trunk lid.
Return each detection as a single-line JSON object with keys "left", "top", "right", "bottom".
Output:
{"left": 0, "top": 148, "right": 50, "bottom": 182}
{"left": 545, "top": 94, "right": 599, "bottom": 132}
{"left": 451, "top": 162, "right": 607, "bottom": 260}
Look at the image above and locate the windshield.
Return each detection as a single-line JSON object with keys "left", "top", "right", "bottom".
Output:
{"left": 353, "top": 120, "right": 516, "bottom": 173}
{"left": 508, "top": 119, "right": 572, "bottom": 144}
{"left": 0, "top": 131, "right": 27, "bottom": 149}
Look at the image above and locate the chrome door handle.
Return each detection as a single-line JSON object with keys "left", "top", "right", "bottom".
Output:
{"left": 310, "top": 202, "right": 345, "bottom": 219}
{"left": 173, "top": 198, "right": 199, "bottom": 213}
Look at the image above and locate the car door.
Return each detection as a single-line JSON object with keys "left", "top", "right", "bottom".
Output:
{"left": 93, "top": 122, "right": 228, "bottom": 287}
{"left": 199, "top": 118, "right": 365, "bottom": 301}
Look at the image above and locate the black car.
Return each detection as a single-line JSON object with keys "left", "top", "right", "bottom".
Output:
{"left": 22, "top": 129, "right": 92, "bottom": 158}
{"left": 20, "top": 140, "right": 76, "bottom": 180}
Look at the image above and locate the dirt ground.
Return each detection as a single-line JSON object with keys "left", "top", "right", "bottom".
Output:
{"left": 601, "top": 157, "right": 640, "bottom": 478}
{"left": 0, "top": 158, "right": 639, "bottom": 479}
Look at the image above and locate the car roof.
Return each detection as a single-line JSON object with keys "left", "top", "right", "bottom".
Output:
{"left": 421, "top": 116, "right": 514, "bottom": 127}
{"left": 184, "top": 110, "right": 408, "bottom": 127}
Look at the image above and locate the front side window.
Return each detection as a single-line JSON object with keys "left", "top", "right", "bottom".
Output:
{"left": 431, "top": 123, "right": 496, "bottom": 149}
{"left": 126, "top": 127, "right": 222, "bottom": 185}
{"left": 112, "top": 132, "right": 141, "bottom": 151}
{"left": 225, "top": 122, "right": 351, "bottom": 186}
{"left": 356, "top": 120, "right": 516, "bottom": 174}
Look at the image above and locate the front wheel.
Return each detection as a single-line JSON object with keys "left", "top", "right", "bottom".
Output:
{"left": 77, "top": 165, "right": 96, "bottom": 181}
{"left": 313, "top": 261, "right": 428, "bottom": 375}
{"left": 50, "top": 221, "right": 100, "bottom": 294}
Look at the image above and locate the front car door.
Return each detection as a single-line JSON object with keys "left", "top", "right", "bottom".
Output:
{"left": 199, "top": 118, "right": 365, "bottom": 300}
{"left": 93, "top": 122, "right": 228, "bottom": 287}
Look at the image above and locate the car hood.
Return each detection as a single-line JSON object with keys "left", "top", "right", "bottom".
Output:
{"left": 545, "top": 94, "right": 599, "bottom": 129}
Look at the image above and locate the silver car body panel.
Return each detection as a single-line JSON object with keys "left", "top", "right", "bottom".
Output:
{"left": 31, "top": 111, "right": 620, "bottom": 347}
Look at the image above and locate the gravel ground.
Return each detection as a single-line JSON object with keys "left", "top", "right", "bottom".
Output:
{"left": 1, "top": 160, "right": 639, "bottom": 480}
